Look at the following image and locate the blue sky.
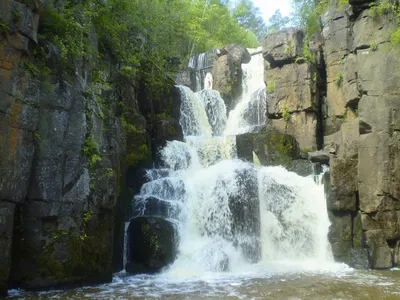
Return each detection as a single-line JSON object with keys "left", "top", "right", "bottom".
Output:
{"left": 252, "top": 0, "right": 292, "bottom": 22}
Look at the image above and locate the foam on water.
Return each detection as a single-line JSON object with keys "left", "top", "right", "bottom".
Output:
{"left": 128, "top": 51, "right": 338, "bottom": 283}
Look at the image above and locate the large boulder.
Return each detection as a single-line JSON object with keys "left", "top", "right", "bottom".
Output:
{"left": 221, "top": 44, "right": 251, "bottom": 64}
{"left": 262, "top": 28, "right": 305, "bottom": 67}
{"left": 126, "top": 217, "right": 177, "bottom": 274}
{"left": 229, "top": 167, "right": 261, "bottom": 263}
{"left": 212, "top": 53, "right": 242, "bottom": 111}
{"left": 236, "top": 131, "right": 300, "bottom": 170}
{"left": 212, "top": 44, "right": 250, "bottom": 112}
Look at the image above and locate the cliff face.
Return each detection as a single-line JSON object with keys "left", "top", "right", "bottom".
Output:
{"left": 262, "top": 0, "right": 400, "bottom": 269}
{"left": 0, "top": 0, "right": 181, "bottom": 295}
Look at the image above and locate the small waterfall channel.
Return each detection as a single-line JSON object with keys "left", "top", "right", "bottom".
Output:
{"left": 127, "top": 50, "right": 334, "bottom": 275}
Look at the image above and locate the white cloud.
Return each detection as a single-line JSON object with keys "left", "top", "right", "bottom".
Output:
{"left": 252, "top": 0, "right": 292, "bottom": 23}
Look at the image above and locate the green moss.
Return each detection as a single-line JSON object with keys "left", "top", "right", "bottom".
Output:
{"left": 282, "top": 103, "right": 290, "bottom": 123}
{"left": 34, "top": 211, "right": 111, "bottom": 283}
{"left": 82, "top": 137, "right": 101, "bottom": 169}
{"left": 266, "top": 81, "right": 276, "bottom": 93}
{"left": 0, "top": 20, "right": 9, "bottom": 33}
{"left": 104, "top": 168, "right": 114, "bottom": 177}
{"left": 34, "top": 132, "right": 41, "bottom": 140}
{"left": 155, "top": 113, "right": 171, "bottom": 121}
{"left": 126, "top": 144, "right": 150, "bottom": 167}
{"left": 263, "top": 133, "right": 300, "bottom": 168}
{"left": 335, "top": 72, "right": 344, "bottom": 87}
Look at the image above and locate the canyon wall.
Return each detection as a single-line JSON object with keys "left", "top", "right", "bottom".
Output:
{"left": 0, "top": 0, "right": 181, "bottom": 295}
{"left": 262, "top": 1, "right": 400, "bottom": 269}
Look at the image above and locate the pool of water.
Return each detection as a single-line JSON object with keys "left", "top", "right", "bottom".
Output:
{"left": 7, "top": 262, "right": 400, "bottom": 299}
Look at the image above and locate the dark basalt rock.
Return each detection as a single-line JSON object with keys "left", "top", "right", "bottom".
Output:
{"left": 126, "top": 217, "right": 177, "bottom": 274}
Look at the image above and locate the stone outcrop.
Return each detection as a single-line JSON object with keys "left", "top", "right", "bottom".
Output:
{"left": 320, "top": 3, "right": 400, "bottom": 269}
{"left": 236, "top": 130, "right": 316, "bottom": 177}
{"left": 212, "top": 44, "right": 251, "bottom": 111}
{"left": 126, "top": 217, "right": 177, "bottom": 274}
{"left": 263, "top": 2, "right": 400, "bottom": 269}
{"left": 0, "top": 0, "right": 182, "bottom": 295}
{"left": 262, "top": 28, "right": 305, "bottom": 67}
{"left": 263, "top": 28, "right": 322, "bottom": 152}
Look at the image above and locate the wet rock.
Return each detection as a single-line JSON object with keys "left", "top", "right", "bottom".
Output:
{"left": 349, "top": 248, "right": 370, "bottom": 269}
{"left": 308, "top": 151, "right": 330, "bottom": 165}
{"left": 229, "top": 167, "right": 261, "bottom": 263}
{"left": 268, "top": 112, "right": 319, "bottom": 152}
{"left": 236, "top": 131, "right": 300, "bottom": 170}
{"left": 328, "top": 158, "right": 357, "bottom": 212}
{"left": 287, "top": 159, "right": 315, "bottom": 177}
{"left": 328, "top": 212, "right": 353, "bottom": 264}
{"left": 0, "top": 202, "right": 15, "bottom": 296}
{"left": 126, "top": 217, "right": 177, "bottom": 274}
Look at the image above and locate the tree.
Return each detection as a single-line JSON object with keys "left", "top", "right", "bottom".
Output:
{"left": 232, "top": 0, "right": 268, "bottom": 41}
{"left": 267, "top": 9, "right": 291, "bottom": 34}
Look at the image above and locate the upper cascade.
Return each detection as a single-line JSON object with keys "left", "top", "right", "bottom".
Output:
{"left": 225, "top": 49, "right": 266, "bottom": 135}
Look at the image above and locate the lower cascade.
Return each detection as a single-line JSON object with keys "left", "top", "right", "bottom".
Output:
{"left": 126, "top": 52, "right": 334, "bottom": 276}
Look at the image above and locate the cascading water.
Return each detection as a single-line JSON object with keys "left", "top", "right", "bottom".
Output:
{"left": 188, "top": 49, "right": 219, "bottom": 92}
{"left": 16, "top": 49, "right": 394, "bottom": 300}
{"left": 224, "top": 48, "right": 267, "bottom": 135}
{"left": 130, "top": 51, "right": 334, "bottom": 276}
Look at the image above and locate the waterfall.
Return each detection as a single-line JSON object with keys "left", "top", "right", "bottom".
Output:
{"left": 188, "top": 49, "right": 219, "bottom": 92}
{"left": 225, "top": 48, "right": 266, "bottom": 135}
{"left": 129, "top": 52, "right": 333, "bottom": 274}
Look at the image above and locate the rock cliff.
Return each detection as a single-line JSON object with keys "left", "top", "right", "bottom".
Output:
{"left": 262, "top": 1, "right": 400, "bottom": 269}
{"left": 0, "top": 0, "right": 181, "bottom": 295}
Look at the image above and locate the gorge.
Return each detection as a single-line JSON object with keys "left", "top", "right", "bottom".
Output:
{"left": 1, "top": 0, "right": 400, "bottom": 299}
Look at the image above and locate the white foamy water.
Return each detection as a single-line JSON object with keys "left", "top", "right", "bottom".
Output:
{"left": 128, "top": 52, "right": 336, "bottom": 280}
{"left": 7, "top": 50, "right": 356, "bottom": 300}
{"left": 224, "top": 47, "right": 266, "bottom": 135}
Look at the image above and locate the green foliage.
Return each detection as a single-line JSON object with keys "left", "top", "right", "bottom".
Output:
{"left": 303, "top": 39, "right": 316, "bottom": 63}
{"left": 126, "top": 144, "right": 150, "bottom": 167}
{"left": 335, "top": 72, "right": 344, "bottom": 86}
{"left": 232, "top": 0, "right": 268, "bottom": 41}
{"left": 34, "top": 132, "right": 41, "bottom": 140}
{"left": 371, "top": 42, "right": 378, "bottom": 51}
{"left": 35, "top": 0, "right": 260, "bottom": 81}
{"left": 282, "top": 103, "right": 291, "bottom": 123}
{"left": 82, "top": 137, "right": 101, "bottom": 169}
{"left": 40, "top": 3, "right": 93, "bottom": 62}
{"left": 266, "top": 81, "right": 276, "bottom": 93}
{"left": 82, "top": 210, "right": 93, "bottom": 224}
{"left": 292, "top": 0, "right": 349, "bottom": 37}
{"left": 0, "top": 19, "right": 10, "bottom": 33}
{"left": 369, "top": 0, "right": 399, "bottom": 18}
{"left": 368, "top": 1, "right": 400, "bottom": 46}
{"left": 267, "top": 9, "right": 291, "bottom": 33}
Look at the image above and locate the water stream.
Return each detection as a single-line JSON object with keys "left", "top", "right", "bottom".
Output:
{"left": 7, "top": 51, "right": 400, "bottom": 300}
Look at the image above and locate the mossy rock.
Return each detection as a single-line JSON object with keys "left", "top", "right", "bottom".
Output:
{"left": 126, "top": 217, "right": 177, "bottom": 274}
{"left": 237, "top": 131, "right": 300, "bottom": 169}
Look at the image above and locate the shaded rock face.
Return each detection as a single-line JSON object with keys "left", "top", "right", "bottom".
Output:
{"left": 126, "top": 217, "right": 177, "bottom": 274}
{"left": 0, "top": 0, "right": 182, "bottom": 295}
